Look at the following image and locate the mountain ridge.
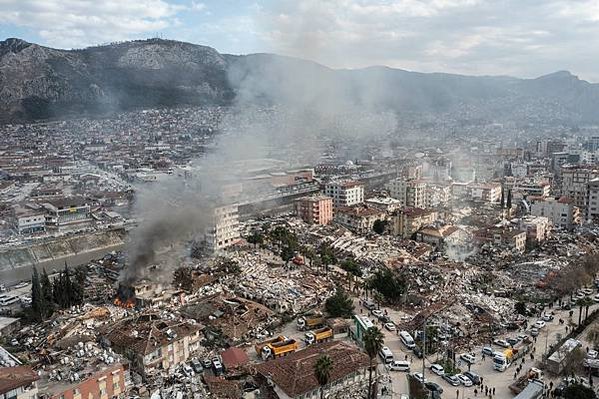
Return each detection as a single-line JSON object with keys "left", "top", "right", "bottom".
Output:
{"left": 1, "top": 37, "right": 598, "bottom": 123}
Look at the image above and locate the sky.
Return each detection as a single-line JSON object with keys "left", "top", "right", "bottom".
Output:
{"left": 1, "top": 0, "right": 598, "bottom": 82}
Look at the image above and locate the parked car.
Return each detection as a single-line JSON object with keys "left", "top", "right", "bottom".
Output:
{"left": 531, "top": 328, "right": 539, "bottom": 336}
{"left": 493, "top": 338, "right": 510, "bottom": 348}
{"left": 190, "top": 359, "right": 203, "bottom": 373}
{"left": 542, "top": 314, "right": 554, "bottom": 322}
{"left": 181, "top": 364, "right": 194, "bottom": 377}
{"left": 594, "top": 294, "right": 599, "bottom": 303}
{"left": 386, "top": 360, "right": 410, "bottom": 372}
{"left": 443, "top": 374, "right": 460, "bottom": 386}
{"left": 587, "top": 350, "right": 598, "bottom": 359}
{"left": 425, "top": 382, "right": 444, "bottom": 394}
{"left": 456, "top": 374, "right": 473, "bottom": 387}
{"left": 372, "top": 309, "right": 384, "bottom": 318}
{"left": 534, "top": 320, "right": 546, "bottom": 329}
{"left": 385, "top": 322, "right": 396, "bottom": 331}
{"left": 212, "top": 359, "right": 223, "bottom": 375}
{"left": 412, "top": 372, "right": 426, "bottom": 384}
{"left": 430, "top": 363, "right": 445, "bottom": 376}
{"left": 506, "top": 337, "right": 519, "bottom": 346}
{"left": 460, "top": 353, "right": 476, "bottom": 364}
{"left": 517, "top": 334, "right": 529, "bottom": 342}
{"left": 413, "top": 346, "right": 423, "bottom": 359}
{"left": 463, "top": 371, "right": 481, "bottom": 385}
{"left": 362, "top": 300, "right": 376, "bottom": 310}
{"left": 482, "top": 347, "right": 494, "bottom": 357}
{"left": 202, "top": 359, "right": 212, "bottom": 369}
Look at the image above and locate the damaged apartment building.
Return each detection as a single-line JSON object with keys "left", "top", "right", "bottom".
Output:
{"left": 99, "top": 314, "right": 201, "bottom": 379}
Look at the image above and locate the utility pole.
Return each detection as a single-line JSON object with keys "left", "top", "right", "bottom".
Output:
{"left": 422, "top": 317, "right": 426, "bottom": 380}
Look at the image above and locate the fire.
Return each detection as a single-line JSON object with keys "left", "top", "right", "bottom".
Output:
{"left": 113, "top": 297, "right": 135, "bottom": 308}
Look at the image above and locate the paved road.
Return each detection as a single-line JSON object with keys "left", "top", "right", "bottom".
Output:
{"left": 357, "top": 297, "right": 599, "bottom": 399}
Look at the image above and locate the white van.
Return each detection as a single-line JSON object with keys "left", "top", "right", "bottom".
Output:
{"left": 399, "top": 331, "right": 416, "bottom": 349}
{"left": 387, "top": 360, "right": 411, "bottom": 372}
{"left": 0, "top": 296, "right": 19, "bottom": 306}
{"left": 379, "top": 346, "right": 394, "bottom": 363}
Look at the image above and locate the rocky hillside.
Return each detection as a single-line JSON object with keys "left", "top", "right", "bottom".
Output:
{"left": 1, "top": 37, "right": 599, "bottom": 123}
{"left": 0, "top": 38, "right": 233, "bottom": 122}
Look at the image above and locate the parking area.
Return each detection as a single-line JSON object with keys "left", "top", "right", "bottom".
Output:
{"left": 358, "top": 297, "right": 598, "bottom": 399}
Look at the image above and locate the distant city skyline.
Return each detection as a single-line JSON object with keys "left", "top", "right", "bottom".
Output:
{"left": 1, "top": 0, "right": 598, "bottom": 82}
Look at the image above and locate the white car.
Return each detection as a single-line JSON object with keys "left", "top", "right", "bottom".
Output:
{"left": 530, "top": 328, "right": 539, "bottom": 336}
{"left": 384, "top": 322, "right": 396, "bottom": 331}
{"left": 456, "top": 374, "right": 473, "bottom": 387}
{"left": 412, "top": 372, "right": 427, "bottom": 383}
{"left": 588, "top": 350, "right": 598, "bottom": 359}
{"left": 534, "top": 320, "right": 546, "bottom": 329}
{"left": 430, "top": 363, "right": 445, "bottom": 376}
{"left": 372, "top": 309, "right": 384, "bottom": 318}
{"left": 582, "top": 288, "right": 594, "bottom": 295}
{"left": 493, "top": 338, "right": 510, "bottom": 348}
{"left": 594, "top": 294, "right": 599, "bottom": 303}
{"left": 460, "top": 353, "right": 476, "bottom": 364}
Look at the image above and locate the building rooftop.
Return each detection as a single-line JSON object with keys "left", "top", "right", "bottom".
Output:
{"left": 256, "top": 341, "right": 369, "bottom": 398}
{"left": 100, "top": 314, "right": 201, "bottom": 356}
{"left": 0, "top": 366, "right": 38, "bottom": 394}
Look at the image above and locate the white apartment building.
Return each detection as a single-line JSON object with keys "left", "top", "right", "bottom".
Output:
{"left": 515, "top": 181, "right": 551, "bottom": 198}
{"left": 386, "top": 178, "right": 426, "bottom": 208}
{"left": 12, "top": 207, "right": 46, "bottom": 234}
{"left": 531, "top": 197, "right": 580, "bottom": 230}
{"left": 587, "top": 178, "right": 599, "bottom": 222}
{"left": 204, "top": 204, "right": 240, "bottom": 251}
{"left": 324, "top": 181, "right": 364, "bottom": 208}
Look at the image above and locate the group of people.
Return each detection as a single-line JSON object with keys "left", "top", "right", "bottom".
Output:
{"left": 473, "top": 385, "right": 495, "bottom": 397}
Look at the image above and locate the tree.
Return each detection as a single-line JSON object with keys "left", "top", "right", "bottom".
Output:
{"left": 506, "top": 189, "right": 512, "bottom": 209}
{"left": 325, "top": 287, "right": 355, "bottom": 318}
{"left": 318, "top": 243, "right": 337, "bottom": 273}
{"left": 340, "top": 259, "right": 363, "bottom": 277}
{"left": 173, "top": 266, "right": 193, "bottom": 292}
{"left": 281, "top": 245, "right": 295, "bottom": 266}
{"left": 246, "top": 231, "right": 264, "bottom": 247}
{"left": 373, "top": 219, "right": 387, "bottom": 235}
{"left": 368, "top": 268, "right": 407, "bottom": 304}
{"left": 588, "top": 325, "right": 599, "bottom": 349}
{"left": 314, "top": 354, "right": 333, "bottom": 399}
{"left": 563, "top": 384, "right": 597, "bottom": 399}
{"left": 581, "top": 297, "right": 593, "bottom": 321}
{"left": 364, "top": 327, "right": 385, "bottom": 399}
{"left": 40, "top": 268, "right": 54, "bottom": 315}
{"left": 302, "top": 246, "right": 316, "bottom": 267}
{"left": 515, "top": 301, "right": 527, "bottom": 316}
{"left": 31, "top": 267, "right": 47, "bottom": 321}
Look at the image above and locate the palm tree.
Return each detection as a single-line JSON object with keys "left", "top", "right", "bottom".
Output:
{"left": 314, "top": 354, "right": 333, "bottom": 399}
{"left": 577, "top": 298, "right": 585, "bottom": 326}
{"left": 364, "top": 326, "right": 385, "bottom": 399}
{"left": 581, "top": 297, "right": 594, "bottom": 322}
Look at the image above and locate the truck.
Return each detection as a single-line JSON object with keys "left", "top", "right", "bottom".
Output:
{"left": 261, "top": 338, "right": 299, "bottom": 360}
{"left": 305, "top": 327, "right": 334, "bottom": 345}
{"left": 512, "top": 380, "right": 544, "bottom": 399}
{"left": 255, "top": 336, "right": 287, "bottom": 356}
{"left": 509, "top": 368, "right": 544, "bottom": 394}
{"left": 493, "top": 348, "right": 514, "bottom": 371}
{"left": 297, "top": 313, "right": 325, "bottom": 331}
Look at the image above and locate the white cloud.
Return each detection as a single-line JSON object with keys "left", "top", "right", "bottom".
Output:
{"left": 0, "top": 0, "right": 185, "bottom": 48}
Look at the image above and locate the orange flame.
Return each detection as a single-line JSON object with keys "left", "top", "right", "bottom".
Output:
{"left": 114, "top": 297, "right": 135, "bottom": 308}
